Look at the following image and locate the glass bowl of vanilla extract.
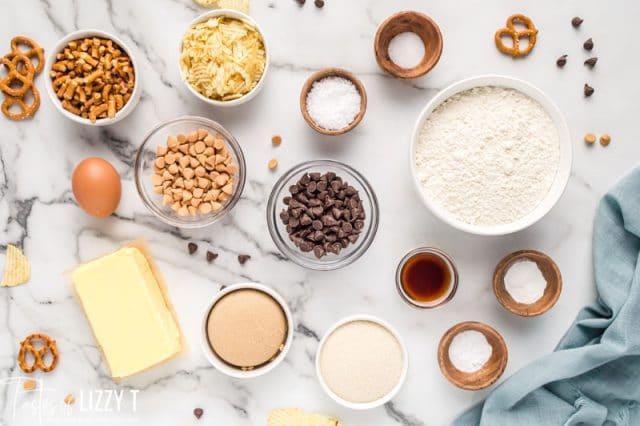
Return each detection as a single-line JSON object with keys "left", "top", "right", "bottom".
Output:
{"left": 395, "top": 247, "right": 459, "bottom": 309}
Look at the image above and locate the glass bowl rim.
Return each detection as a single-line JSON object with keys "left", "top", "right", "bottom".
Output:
{"left": 134, "top": 115, "right": 246, "bottom": 229}
{"left": 266, "top": 159, "right": 379, "bottom": 271}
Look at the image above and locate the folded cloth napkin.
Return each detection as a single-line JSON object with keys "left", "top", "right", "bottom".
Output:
{"left": 454, "top": 167, "right": 640, "bottom": 426}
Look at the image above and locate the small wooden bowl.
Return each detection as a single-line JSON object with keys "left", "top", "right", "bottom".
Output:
{"left": 374, "top": 11, "right": 443, "bottom": 79}
{"left": 493, "top": 250, "right": 562, "bottom": 317}
{"left": 438, "top": 321, "right": 508, "bottom": 390}
{"left": 300, "top": 68, "right": 367, "bottom": 136}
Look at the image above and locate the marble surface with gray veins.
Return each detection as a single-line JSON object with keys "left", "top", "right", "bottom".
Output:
{"left": 1, "top": 0, "right": 638, "bottom": 425}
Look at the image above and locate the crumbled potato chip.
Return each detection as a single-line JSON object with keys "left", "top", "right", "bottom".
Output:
{"left": 180, "top": 17, "right": 265, "bottom": 101}
{"left": 193, "top": 0, "right": 249, "bottom": 13}
{"left": 1, "top": 244, "right": 30, "bottom": 287}
{"left": 268, "top": 408, "right": 342, "bottom": 426}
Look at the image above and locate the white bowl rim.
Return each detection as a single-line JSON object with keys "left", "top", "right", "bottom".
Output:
{"left": 409, "top": 74, "right": 573, "bottom": 236}
{"left": 178, "top": 9, "right": 269, "bottom": 107}
{"left": 45, "top": 29, "right": 141, "bottom": 126}
{"left": 200, "top": 282, "right": 294, "bottom": 379}
{"left": 315, "top": 314, "right": 409, "bottom": 410}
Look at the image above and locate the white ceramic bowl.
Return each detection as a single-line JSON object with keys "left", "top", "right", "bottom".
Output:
{"left": 410, "top": 75, "right": 572, "bottom": 236}
{"left": 200, "top": 283, "right": 293, "bottom": 379}
{"left": 179, "top": 10, "right": 269, "bottom": 107}
{"left": 45, "top": 29, "right": 141, "bottom": 126}
{"left": 315, "top": 315, "right": 408, "bottom": 410}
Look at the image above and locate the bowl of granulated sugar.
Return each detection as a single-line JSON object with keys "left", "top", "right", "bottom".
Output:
{"left": 300, "top": 68, "right": 367, "bottom": 136}
{"left": 410, "top": 75, "right": 572, "bottom": 235}
{"left": 315, "top": 315, "right": 408, "bottom": 409}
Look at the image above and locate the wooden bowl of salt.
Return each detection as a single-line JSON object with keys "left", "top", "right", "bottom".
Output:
{"left": 300, "top": 68, "right": 367, "bottom": 136}
{"left": 374, "top": 11, "right": 443, "bottom": 79}
{"left": 438, "top": 321, "right": 508, "bottom": 391}
{"left": 493, "top": 250, "right": 562, "bottom": 317}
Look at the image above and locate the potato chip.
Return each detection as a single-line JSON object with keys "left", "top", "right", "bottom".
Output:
{"left": 1, "top": 244, "right": 30, "bottom": 287}
{"left": 267, "top": 408, "right": 342, "bottom": 426}
{"left": 180, "top": 17, "right": 265, "bottom": 101}
{"left": 193, "top": 0, "right": 249, "bottom": 13}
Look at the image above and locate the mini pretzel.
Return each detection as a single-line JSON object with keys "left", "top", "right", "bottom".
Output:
{"left": 18, "top": 333, "right": 59, "bottom": 373}
{"left": 0, "top": 53, "right": 34, "bottom": 97}
{"left": 10, "top": 36, "right": 45, "bottom": 75}
{"left": 2, "top": 85, "right": 40, "bottom": 120}
{"left": 495, "top": 14, "right": 538, "bottom": 58}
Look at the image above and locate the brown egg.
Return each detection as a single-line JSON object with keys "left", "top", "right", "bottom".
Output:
{"left": 72, "top": 158, "right": 122, "bottom": 218}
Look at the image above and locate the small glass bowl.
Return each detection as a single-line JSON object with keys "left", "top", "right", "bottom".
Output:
{"left": 395, "top": 247, "right": 459, "bottom": 309}
{"left": 266, "top": 160, "right": 379, "bottom": 271}
{"left": 135, "top": 116, "right": 246, "bottom": 228}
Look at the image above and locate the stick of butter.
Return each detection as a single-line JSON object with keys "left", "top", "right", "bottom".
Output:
{"left": 71, "top": 246, "right": 182, "bottom": 380}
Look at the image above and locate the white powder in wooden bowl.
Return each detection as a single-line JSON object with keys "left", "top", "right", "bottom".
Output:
{"left": 415, "top": 86, "right": 560, "bottom": 226}
{"left": 319, "top": 320, "right": 404, "bottom": 403}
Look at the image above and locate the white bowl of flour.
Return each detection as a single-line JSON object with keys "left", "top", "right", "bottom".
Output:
{"left": 410, "top": 75, "right": 571, "bottom": 235}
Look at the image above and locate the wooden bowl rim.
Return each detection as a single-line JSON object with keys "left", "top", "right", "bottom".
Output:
{"left": 493, "top": 250, "right": 563, "bottom": 317}
{"left": 437, "top": 321, "right": 508, "bottom": 390}
{"left": 299, "top": 67, "right": 367, "bottom": 136}
{"left": 373, "top": 10, "right": 443, "bottom": 79}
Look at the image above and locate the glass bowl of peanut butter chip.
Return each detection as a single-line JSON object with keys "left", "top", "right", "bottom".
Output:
{"left": 267, "top": 160, "right": 379, "bottom": 271}
{"left": 135, "top": 116, "right": 246, "bottom": 228}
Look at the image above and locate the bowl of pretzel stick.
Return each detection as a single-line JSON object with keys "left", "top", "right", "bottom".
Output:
{"left": 45, "top": 30, "right": 141, "bottom": 126}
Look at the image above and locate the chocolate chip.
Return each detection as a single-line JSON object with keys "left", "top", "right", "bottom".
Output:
{"left": 556, "top": 54, "right": 567, "bottom": 67}
{"left": 296, "top": 0, "right": 305, "bottom": 5}
{"left": 571, "top": 17, "right": 583, "bottom": 28}
{"left": 584, "top": 83, "right": 594, "bottom": 97}
{"left": 238, "top": 254, "right": 251, "bottom": 264}
{"left": 314, "top": 0, "right": 324, "bottom": 7}
{"left": 583, "top": 38, "right": 594, "bottom": 51}
{"left": 193, "top": 408, "right": 204, "bottom": 419}
{"left": 206, "top": 251, "right": 218, "bottom": 263}
{"left": 188, "top": 242, "right": 198, "bottom": 255}
{"left": 584, "top": 57, "right": 598, "bottom": 68}
{"left": 279, "top": 171, "right": 366, "bottom": 258}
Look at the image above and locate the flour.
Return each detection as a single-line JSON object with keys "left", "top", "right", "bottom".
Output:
{"left": 504, "top": 260, "right": 547, "bottom": 304}
{"left": 448, "top": 330, "right": 492, "bottom": 373}
{"left": 415, "top": 86, "right": 560, "bottom": 226}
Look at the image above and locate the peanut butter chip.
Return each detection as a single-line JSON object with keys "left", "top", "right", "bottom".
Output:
{"left": 268, "top": 158, "right": 278, "bottom": 170}
{"left": 584, "top": 133, "right": 596, "bottom": 145}
{"left": 599, "top": 134, "right": 611, "bottom": 146}
{"left": 271, "top": 134, "right": 282, "bottom": 146}
{"left": 151, "top": 129, "right": 236, "bottom": 217}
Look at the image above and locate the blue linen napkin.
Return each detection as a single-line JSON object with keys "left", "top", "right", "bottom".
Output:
{"left": 454, "top": 167, "right": 640, "bottom": 426}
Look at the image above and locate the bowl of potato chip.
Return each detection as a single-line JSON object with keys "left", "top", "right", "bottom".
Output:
{"left": 179, "top": 10, "right": 269, "bottom": 107}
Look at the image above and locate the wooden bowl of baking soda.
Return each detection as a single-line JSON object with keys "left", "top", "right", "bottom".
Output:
{"left": 300, "top": 68, "right": 367, "bottom": 136}
{"left": 438, "top": 321, "right": 508, "bottom": 390}
{"left": 493, "top": 250, "right": 562, "bottom": 317}
{"left": 374, "top": 11, "right": 443, "bottom": 79}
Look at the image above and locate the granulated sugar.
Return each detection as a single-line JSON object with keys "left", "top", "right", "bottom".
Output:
{"left": 415, "top": 86, "right": 560, "bottom": 226}
{"left": 306, "top": 76, "right": 361, "bottom": 131}
{"left": 319, "top": 320, "right": 403, "bottom": 403}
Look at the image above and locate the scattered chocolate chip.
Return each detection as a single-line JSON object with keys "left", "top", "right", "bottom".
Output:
{"left": 314, "top": 0, "right": 324, "bottom": 8}
{"left": 193, "top": 408, "right": 203, "bottom": 419}
{"left": 296, "top": 0, "right": 305, "bottom": 5}
{"left": 584, "top": 57, "right": 598, "bottom": 68}
{"left": 571, "top": 17, "right": 583, "bottom": 28}
{"left": 220, "top": 285, "right": 227, "bottom": 291}
{"left": 583, "top": 38, "right": 594, "bottom": 51}
{"left": 584, "top": 83, "right": 594, "bottom": 97}
{"left": 188, "top": 242, "right": 198, "bottom": 255}
{"left": 206, "top": 251, "right": 218, "bottom": 263}
{"left": 556, "top": 54, "right": 568, "bottom": 67}
{"left": 238, "top": 254, "right": 251, "bottom": 264}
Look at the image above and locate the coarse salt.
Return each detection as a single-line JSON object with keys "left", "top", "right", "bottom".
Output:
{"left": 448, "top": 330, "right": 492, "bottom": 373}
{"left": 504, "top": 260, "right": 547, "bottom": 304}
{"left": 388, "top": 32, "right": 425, "bottom": 69}
{"left": 306, "top": 76, "right": 361, "bottom": 131}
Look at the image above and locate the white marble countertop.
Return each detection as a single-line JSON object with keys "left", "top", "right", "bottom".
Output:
{"left": 1, "top": 0, "right": 639, "bottom": 425}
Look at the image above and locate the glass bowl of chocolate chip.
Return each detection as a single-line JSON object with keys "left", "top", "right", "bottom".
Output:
{"left": 267, "top": 160, "right": 379, "bottom": 270}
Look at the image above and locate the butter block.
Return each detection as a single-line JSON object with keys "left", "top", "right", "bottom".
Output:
{"left": 71, "top": 247, "right": 182, "bottom": 379}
